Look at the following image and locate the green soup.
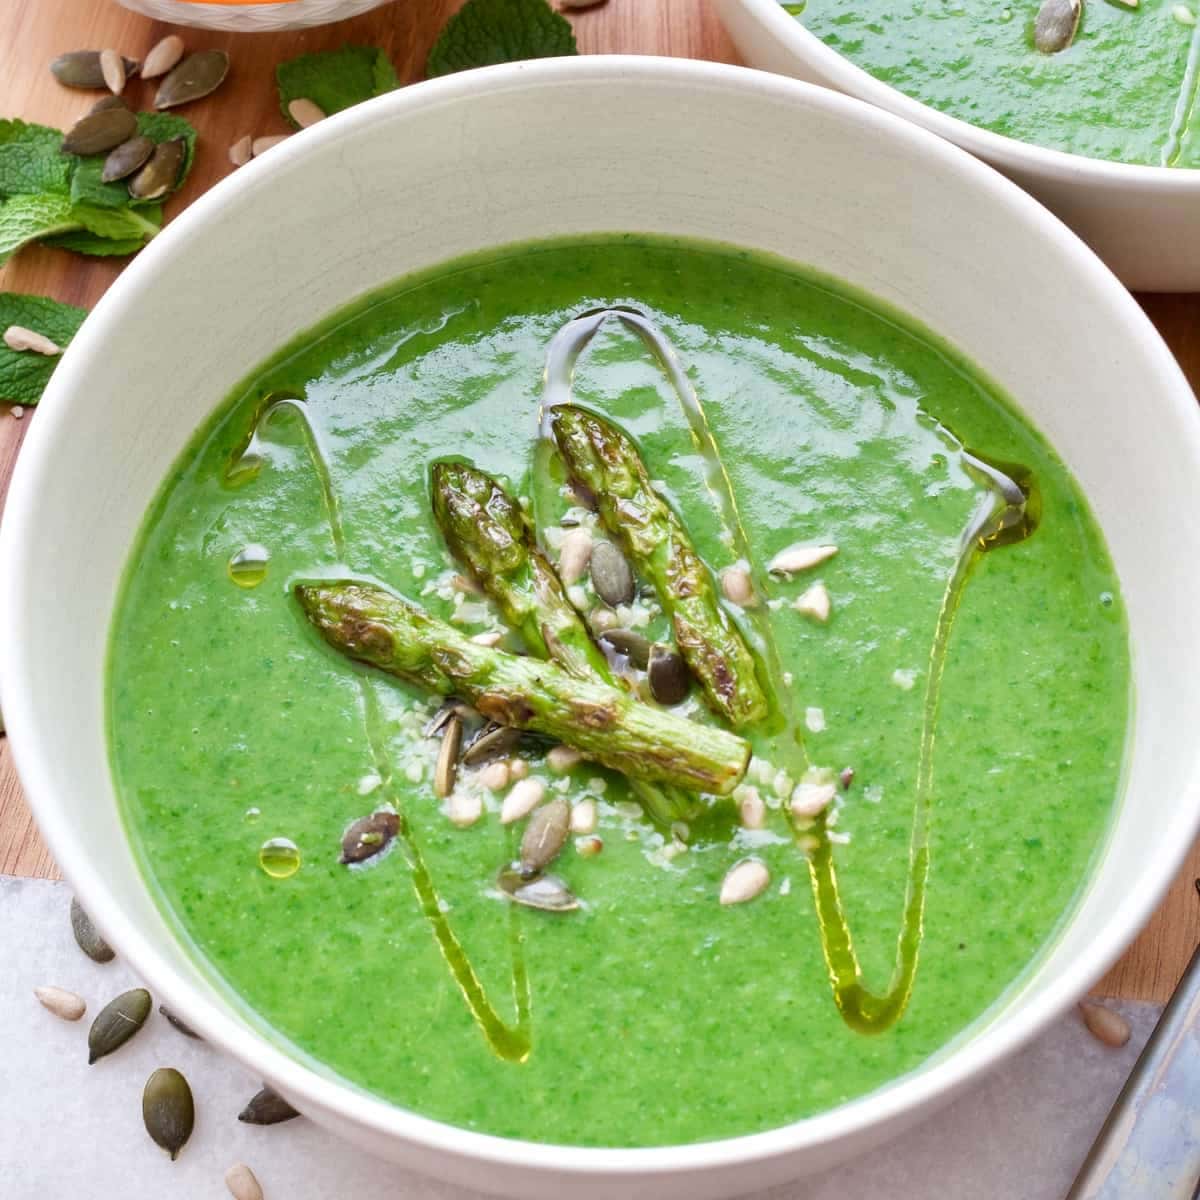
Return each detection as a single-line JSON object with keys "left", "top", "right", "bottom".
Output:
{"left": 793, "top": 0, "right": 1200, "bottom": 167}
{"left": 108, "top": 236, "right": 1129, "bottom": 1147}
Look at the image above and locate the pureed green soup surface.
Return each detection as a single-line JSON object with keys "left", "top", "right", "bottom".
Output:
{"left": 109, "top": 236, "right": 1128, "bottom": 1146}
{"left": 792, "top": 0, "right": 1200, "bottom": 167}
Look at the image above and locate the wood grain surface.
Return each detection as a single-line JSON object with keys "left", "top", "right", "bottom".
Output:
{"left": 0, "top": 0, "right": 1196, "bottom": 1000}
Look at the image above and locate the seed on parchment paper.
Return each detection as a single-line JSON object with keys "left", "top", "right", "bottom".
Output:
{"left": 1078, "top": 1000, "right": 1131, "bottom": 1048}
{"left": 34, "top": 985, "right": 86, "bottom": 1021}
{"left": 238, "top": 1084, "right": 300, "bottom": 1125}
{"left": 70, "top": 896, "right": 115, "bottom": 962}
{"left": 88, "top": 987, "right": 152, "bottom": 1063}
{"left": 225, "top": 1163, "right": 264, "bottom": 1200}
{"left": 142, "top": 1067, "right": 195, "bottom": 1160}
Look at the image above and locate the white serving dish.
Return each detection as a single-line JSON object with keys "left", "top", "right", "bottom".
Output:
{"left": 714, "top": 0, "right": 1200, "bottom": 292}
{"left": 115, "top": 0, "right": 394, "bottom": 31}
{"left": 2, "top": 56, "right": 1199, "bottom": 1200}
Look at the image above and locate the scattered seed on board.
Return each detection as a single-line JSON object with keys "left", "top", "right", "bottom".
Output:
{"left": 99, "top": 49, "right": 126, "bottom": 94}
{"left": 435, "top": 715, "right": 463, "bottom": 798}
{"left": 71, "top": 896, "right": 115, "bottom": 962}
{"left": 142, "top": 35, "right": 186, "bottom": 80}
{"left": 720, "top": 859, "right": 770, "bottom": 906}
{"left": 34, "top": 985, "right": 86, "bottom": 1021}
{"left": 768, "top": 543, "right": 838, "bottom": 577}
{"left": 557, "top": 527, "right": 593, "bottom": 585}
{"left": 101, "top": 134, "right": 155, "bottom": 183}
{"left": 1079, "top": 1000, "right": 1131, "bottom": 1047}
{"left": 791, "top": 781, "right": 836, "bottom": 820}
{"left": 287, "top": 97, "right": 326, "bottom": 128}
{"left": 570, "top": 797, "right": 597, "bottom": 834}
{"left": 251, "top": 135, "right": 289, "bottom": 157}
{"left": 155, "top": 49, "right": 230, "bottom": 110}
{"left": 590, "top": 540, "right": 635, "bottom": 606}
{"left": 228, "top": 134, "right": 253, "bottom": 167}
{"left": 546, "top": 744, "right": 582, "bottom": 774}
{"left": 720, "top": 565, "right": 755, "bottom": 607}
{"left": 559, "top": 0, "right": 609, "bottom": 8}
{"left": 11, "top": 406, "right": 24, "bottom": 420}
{"left": 4, "top": 325, "right": 61, "bottom": 355}
{"left": 88, "top": 987, "right": 152, "bottom": 1063}
{"left": 50, "top": 50, "right": 139, "bottom": 90}
{"left": 61, "top": 105, "right": 138, "bottom": 155}
{"left": 1034, "top": 0, "right": 1083, "bottom": 53}
{"left": 501, "top": 777, "right": 545, "bottom": 824}
{"left": 447, "top": 790, "right": 483, "bottom": 829}
{"left": 129, "top": 138, "right": 186, "bottom": 201}
{"left": 225, "top": 1163, "right": 265, "bottom": 1200}
{"left": 794, "top": 581, "right": 831, "bottom": 622}
{"left": 479, "top": 760, "right": 510, "bottom": 791}
{"left": 238, "top": 1084, "right": 300, "bottom": 1125}
{"left": 520, "top": 798, "right": 571, "bottom": 875}
{"left": 90, "top": 94, "right": 130, "bottom": 114}
{"left": 143, "top": 1067, "right": 195, "bottom": 1160}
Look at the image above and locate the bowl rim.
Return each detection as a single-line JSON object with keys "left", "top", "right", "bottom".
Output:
{"left": 723, "top": 0, "right": 1200, "bottom": 191}
{"left": 3, "top": 54, "right": 1199, "bottom": 1179}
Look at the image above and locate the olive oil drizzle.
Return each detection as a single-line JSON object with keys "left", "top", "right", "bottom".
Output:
{"left": 537, "top": 308, "right": 1037, "bottom": 1034}
{"left": 226, "top": 393, "right": 532, "bottom": 1062}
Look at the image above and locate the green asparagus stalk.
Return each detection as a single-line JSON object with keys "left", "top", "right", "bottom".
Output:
{"left": 296, "top": 581, "right": 750, "bottom": 795}
{"left": 550, "top": 406, "right": 769, "bottom": 728}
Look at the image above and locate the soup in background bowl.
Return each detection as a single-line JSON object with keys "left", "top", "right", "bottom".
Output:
{"left": 3, "top": 58, "right": 1199, "bottom": 1200}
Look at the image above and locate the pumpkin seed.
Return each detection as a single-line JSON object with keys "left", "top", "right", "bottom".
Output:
{"left": 34, "top": 985, "right": 86, "bottom": 1021}
{"left": 101, "top": 135, "right": 154, "bottom": 182}
{"left": 228, "top": 134, "right": 253, "bottom": 168}
{"left": 590, "top": 540, "right": 635, "bottom": 606}
{"left": 129, "top": 138, "right": 186, "bottom": 200}
{"left": 719, "top": 858, "right": 770, "bottom": 906}
{"left": 4, "top": 325, "right": 61, "bottom": 355}
{"left": 1035, "top": 0, "right": 1083, "bottom": 53}
{"left": 155, "top": 49, "right": 230, "bottom": 110}
{"left": 99, "top": 49, "right": 125, "bottom": 94}
{"left": 141, "top": 35, "right": 185, "bottom": 80}
{"left": 648, "top": 645, "right": 689, "bottom": 705}
{"left": 225, "top": 1163, "right": 264, "bottom": 1200}
{"left": 70, "top": 896, "right": 115, "bottom": 962}
{"left": 287, "top": 97, "right": 327, "bottom": 128}
{"left": 519, "top": 798, "right": 570, "bottom": 875}
{"left": 501, "top": 777, "right": 545, "bottom": 825}
{"left": 599, "top": 628, "right": 651, "bottom": 669}
{"left": 238, "top": 1084, "right": 300, "bottom": 1125}
{"left": 435, "top": 715, "right": 463, "bottom": 798}
{"left": 61, "top": 106, "right": 138, "bottom": 156}
{"left": 559, "top": 0, "right": 609, "bottom": 7}
{"left": 339, "top": 811, "right": 399, "bottom": 864}
{"left": 497, "top": 866, "right": 579, "bottom": 912}
{"left": 463, "top": 721, "right": 522, "bottom": 766}
{"left": 50, "top": 51, "right": 139, "bottom": 90}
{"left": 424, "top": 698, "right": 473, "bottom": 738}
{"left": 159, "top": 1005, "right": 201, "bottom": 1039}
{"left": 89, "top": 94, "right": 130, "bottom": 114}
{"left": 88, "top": 987, "right": 151, "bottom": 1063}
{"left": 1079, "top": 1000, "right": 1131, "bottom": 1047}
{"left": 143, "top": 1067, "right": 194, "bottom": 1160}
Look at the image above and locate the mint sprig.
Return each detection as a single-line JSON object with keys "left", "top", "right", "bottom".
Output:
{"left": 276, "top": 46, "right": 400, "bottom": 127}
{"left": 426, "top": 0, "right": 578, "bottom": 78}
{"left": 0, "top": 293, "right": 88, "bottom": 407}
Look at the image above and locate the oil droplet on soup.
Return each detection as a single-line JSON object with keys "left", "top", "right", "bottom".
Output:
{"left": 228, "top": 544, "right": 270, "bottom": 588}
{"left": 257, "top": 837, "right": 300, "bottom": 879}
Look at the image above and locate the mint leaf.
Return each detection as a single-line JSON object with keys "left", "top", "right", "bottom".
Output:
{"left": 42, "top": 229, "right": 144, "bottom": 257}
{"left": 70, "top": 113, "right": 197, "bottom": 211}
{"left": 0, "top": 193, "right": 78, "bottom": 264}
{"left": 0, "top": 292, "right": 87, "bottom": 406}
{"left": 276, "top": 46, "right": 400, "bottom": 126}
{"left": 426, "top": 0, "right": 576, "bottom": 78}
{"left": 0, "top": 120, "right": 71, "bottom": 198}
{"left": 72, "top": 202, "right": 162, "bottom": 242}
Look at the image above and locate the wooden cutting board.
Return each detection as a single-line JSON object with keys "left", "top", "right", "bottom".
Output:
{"left": 1, "top": 0, "right": 1196, "bottom": 1001}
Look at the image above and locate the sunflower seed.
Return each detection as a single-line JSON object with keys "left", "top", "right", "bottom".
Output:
{"left": 497, "top": 867, "right": 579, "bottom": 912}
{"left": 720, "top": 565, "right": 755, "bottom": 607}
{"left": 1079, "top": 1000, "right": 1131, "bottom": 1047}
{"left": 251, "top": 135, "right": 290, "bottom": 157}
{"left": 143, "top": 1067, "right": 194, "bottom": 1160}
{"left": 339, "top": 810, "right": 400, "bottom": 864}
{"left": 435, "top": 715, "right": 463, "bottom": 798}
{"left": 99, "top": 49, "right": 125, "bottom": 94}
{"left": 590, "top": 540, "right": 634, "bottom": 606}
{"left": 501, "top": 777, "right": 545, "bottom": 824}
{"left": 768, "top": 543, "right": 838, "bottom": 577}
{"left": 447, "top": 790, "right": 483, "bottom": 828}
{"left": 557, "top": 526, "right": 593, "bottom": 585}
{"left": 88, "top": 987, "right": 151, "bottom": 1063}
{"left": 1035, "top": 0, "right": 1083, "bottom": 52}
{"left": 793, "top": 581, "right": 831, "bottom": 622}
{"left": 519, "top": 798, "right": 570, "bottom": 874}
{"left": 51, "top": 51, "right": 139, "bottom": 90}
{"left": 101, "top": 135, "right": 154, "bottom": 182}
{"left": 287, "top": 97, "right": 327, "bottom": 128}
{"left": 90, "top": 94, "right": 130, "bottom": 114}
{"left": 599, "top": 628, "right": 651, "bottom": 669}
{"left": 238, "top": 1085, "right": 300, "bottom": 1125}
{"left": 546, "top": 744, "right": 582, "bottom": 774}
{"left": 159, "top": 1005, "right": 201, "bottom": 1039}
{"left": 228, "top": 134, "right": 253, "bottom": 167}
{"left": 4, "top": 325, "right": 61, "bottom": 355}
{"left": 155, "top": 49, "right": 230, "bottom": 109}
{"left": 70, "top": 897, "right": 114, "bottom": 962}
{"left": 61, "top": 106, "right": 138, "bottom": 155}
{"left": 141, "top": 35, "right": 185, "bottom": 80}
{"left": 478, "top": 760, "right": 511, "bottom": 791}
{"left": 463, "top": 721, "right": 522, "bottom": 766}
{"left": 225, "top": 1163, "right": 264, "bottom": 1200}
{"left": 790, "top": 781, "right": 835, "bottom": 820}
{"left": 648, "top": 646, "right": 690, "bottom": 705}
{"left": 720, "top": 858, "right": 770, "bottom": 906}
{"left": 34, "top": 985, "right": 86, "bottom": 1021}
{"left": 128, "top": 137, "right": 185, "bottom": 200}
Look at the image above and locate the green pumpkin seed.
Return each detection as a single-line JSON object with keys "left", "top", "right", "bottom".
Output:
{"left": 154, "top": 49, "right": 230, "bottom": 110}
{"left": 1035, "top": 0, "right": 1082, "bottom": 53}
{"left": 599, "top": 628, "right": 651, "bottom": 669}
{"left": 128, "top": 138, "right": 185, "bottom": 200}
{"left": 519, "top": 799, "right": 570, "bottom": 875}
{"left": 143, "top": 1067, "right": 194, "bottom": 1160}
{"left": 61, "top": 106, "right": 138, "bottom": 156}
{"left": 590, "top": 540, "right": 634, "bottom": 606}
{"left": 462, "top": 721, "right": 522, "bottom": 766}
{"left": 238, "top": 1084, "right": 300, "bottom": 1125}
{"left": 90, "top": 94, "right": 130, "bottom": 115}
{"left": 497, "top": 866, "right": 579, "bottom": 912}
{"left": 50, "top": 51, "right": 139, "bottom": 90}
{"left": 101, "top": 135, "right": 154, "bottom": 182}
{"left": 88, "top": 987, "right": 151, "bottom": 1063}
{"left": 159, "top": 1005, "right": 201, "bottom": 1039}
{"left": 647, "top": 645, "right": 690, "bottom": 705}
{"left": 339, "top": 810, "right": 399, "bottom": 864}
{"left": 70, "top": 896, "right": 114, "bottom": 963}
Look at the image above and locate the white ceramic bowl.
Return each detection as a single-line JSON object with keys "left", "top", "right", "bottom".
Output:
{"left": 714, "top": 0, "right": 1200, "bottom": 292}
{"left": 2, "top": 56, "right": 1199, "bottom": 1199}
{"left": 114, "top": 0, "right": 394, "bottom": 31}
